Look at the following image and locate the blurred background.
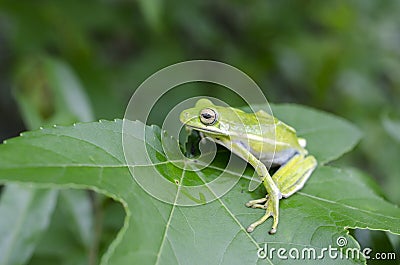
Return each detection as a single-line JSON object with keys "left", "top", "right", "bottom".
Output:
{"left": 0, "top": 1, "right": 399, "bottom": 264}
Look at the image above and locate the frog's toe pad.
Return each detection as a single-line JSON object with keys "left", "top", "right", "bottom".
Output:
{"left": 246, "top": 225, "right": 256, "bottom": 233}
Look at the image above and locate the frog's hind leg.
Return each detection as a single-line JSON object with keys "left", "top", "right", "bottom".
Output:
{"left": 245, "top": 154, "right": 316, "bottom": 205}
{"left": 272, "top": 154, "right": 317, "bottom": 198}
{"left": 245, "top": 154, "right": 317, "bottom": 234}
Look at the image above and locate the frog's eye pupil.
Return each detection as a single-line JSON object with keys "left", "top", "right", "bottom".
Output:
{"left": 200, "top": 108, "right": 217, "bottom": 125}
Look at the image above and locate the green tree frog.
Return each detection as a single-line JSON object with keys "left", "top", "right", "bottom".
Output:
{"left": 180, "top": 99, "right": 317, "bottom": 234}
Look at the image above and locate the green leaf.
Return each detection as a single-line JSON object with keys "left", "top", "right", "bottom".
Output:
{"left": 5, "top": 55, "right": 96, "bottom": 265}
{"left": 0, "top": 105, "right": 398, "bottom": 264}
{"left": 271, "top": 104, "right": 363, "bottom": 164}
{"left": 137, "top": 0, "right": 164, "bottom": 32}
{"left": 0, "top": 184, "right": 57, "bottom": 265}
{"left": 58, "top": 190, "right": 93, "bottom": 249}
{"left": 13, "top": 56, "right": 94, "bottom": 129}
{"left": 382, "top": 112, "right": 400, "bottom": 144}
{"left": 28, "top": 194, "right": 91, "bottom": 265}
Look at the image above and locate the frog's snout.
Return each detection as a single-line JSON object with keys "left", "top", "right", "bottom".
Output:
{"left": 179, "top": 111, "right": 191, "bottom": 124}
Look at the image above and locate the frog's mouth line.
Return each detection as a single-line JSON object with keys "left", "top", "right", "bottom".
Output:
{"left": 184, "top": 125, "right": 228, "bottom": 136}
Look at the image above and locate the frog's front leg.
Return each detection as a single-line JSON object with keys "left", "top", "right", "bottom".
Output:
{"left": 246, "top": 154, "right": 317, "bottom": 233}
{"left": 224, "top": 141, "right": 282, "bottom": 234}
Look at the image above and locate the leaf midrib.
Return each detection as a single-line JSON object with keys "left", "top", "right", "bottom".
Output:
{"left": 151, "top": 159, "right": 271, "bottom": 265}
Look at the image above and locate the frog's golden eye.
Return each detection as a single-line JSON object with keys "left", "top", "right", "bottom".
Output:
{"left": 200, "top": 108, "right": 218, "bottom": 125}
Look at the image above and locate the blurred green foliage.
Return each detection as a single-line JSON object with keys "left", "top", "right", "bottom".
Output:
{"left": 0, "top": 0, "right": 399, "bottom": 263}
{"left": 1, "top": 0, "right": 399, "bottom": 200}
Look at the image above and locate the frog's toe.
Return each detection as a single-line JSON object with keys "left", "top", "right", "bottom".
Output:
{"left": 246, "top": 196, "right": 279, "bottom": 234}
{"left": 246, "top": 205, "right": 274, "bottom": 233}
{"left": 245, "top": 196, "right": 268, "bottom": 208}
{"left": 269, "top": 227, "right": 277, "bottom": 234}
{"left": 248, "top": 203, "right": 268, "bottom": 209}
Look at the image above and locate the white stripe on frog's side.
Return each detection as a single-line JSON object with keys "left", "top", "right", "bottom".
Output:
{"left": 199, "top": 131, "right": 297, "bottom": 168}
{"left": 188, "top": 125, "right": 291, "bottom": 149}
{"left": 235, "top": 132, "right": 291, "bottom": 148}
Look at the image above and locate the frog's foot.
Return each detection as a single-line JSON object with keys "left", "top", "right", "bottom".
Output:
{"left": 245, "top": 195, "right": 279, "bottom": 234}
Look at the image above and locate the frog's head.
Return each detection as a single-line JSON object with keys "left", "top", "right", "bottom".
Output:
{"left": 180, "top": 99, "right": 244, "bottom": 136}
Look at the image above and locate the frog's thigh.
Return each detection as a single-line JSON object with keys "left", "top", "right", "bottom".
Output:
{"left": 272, "top": 154, "right": 317, "bottom": 198}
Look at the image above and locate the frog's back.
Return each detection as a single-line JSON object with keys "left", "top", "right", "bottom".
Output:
{"left": 234, "top": 109, "right": 306, "bottom": 166}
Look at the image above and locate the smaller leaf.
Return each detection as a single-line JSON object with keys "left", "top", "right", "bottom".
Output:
{"left": 137, "top": 0, "right": 164, "bottom": 32}
{"left": 7, "top": 55, "right": 96, "bottom": 265}
{"left": 13, "top": 56, "right": 94, "bottom": 128}
{"left": 58, "top": 190, "right": 93, "bottom": 249}
{"left": 382, "top": 112, "right": 400, "bottom": 143}
{"left": 28, "top": 196, "right": 91, "bottom": 265}
{"left": 0, "top": 184, "right": 57, "bottom": 265}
